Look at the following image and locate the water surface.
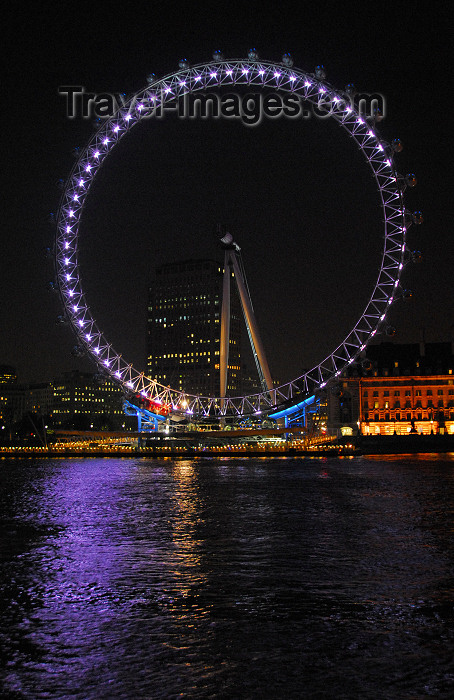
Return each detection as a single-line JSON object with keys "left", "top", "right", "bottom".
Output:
{"left": 1, "top": 455, "right": 453, "bottom": 698}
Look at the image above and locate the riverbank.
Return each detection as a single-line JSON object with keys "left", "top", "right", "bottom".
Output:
{"left": 2, "top": 433, "right": 454, "bottom": 458}
{"left": 0, "top": 444, "right": 355, "bottom": 459}
{"left": 355, "top": 433, "right": 454, "bottom": 454}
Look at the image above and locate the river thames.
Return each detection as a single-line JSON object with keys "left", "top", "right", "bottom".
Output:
{"left": 1, "top": 455, "right": 453, "bottom": 699}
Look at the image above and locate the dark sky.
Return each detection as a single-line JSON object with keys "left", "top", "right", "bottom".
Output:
{"left": 1, "top": 3, "right": 452, "bottom": 387}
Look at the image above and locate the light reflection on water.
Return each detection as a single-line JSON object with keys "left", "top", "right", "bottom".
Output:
{"left": 1, "top": 455, "right": 453, "bottom": 699}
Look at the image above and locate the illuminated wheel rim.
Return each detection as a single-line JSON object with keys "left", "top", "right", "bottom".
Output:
{"left": 55, "top": 56, "right": 411, "bottom": 418}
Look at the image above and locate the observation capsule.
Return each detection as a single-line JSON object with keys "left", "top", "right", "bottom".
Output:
{"left": 282, "top": 53, "right": 293, "bottom": 67}
{"left": 213, "top": 49, "right": 224, "bottom": 61}
{"left": 405, "top": 173, "right": 417, "bottom": 188}
{"left": 386, "top": 326, "right": 396, "bottom": 337}
{"left": 315, "top": 65, "right": 326, "bottom": 80}
{"left": 146, "top": 73, "right": 156, "bottom": 84}
{"left": 391, "top": 138, "right": 403, "bottom": 152}
{"left": 412, "top": 211, "right": 424, "bottom": 225}
{"left": 411, "top": 250, "right": 422, "bottom": 263}
{"left": 178, "top": 59, "right": 190, "bottom": 69}
{"left": 248, "top": 48, "right": 259, "bottom": 60}
{"left": 361, "top": 358, "right": 372, "bottom": 371}
{"left": 373, "top": 107, "right": 383, "bottom": 122}
{"left": 71, "top": 345, "right": 85, "bottom": 357}
{"left": 345, "top": 83, "right": 356, "bottom": 95}
{"left": 402, "top": 289, "right": 413, "bottom": 300}
{"left": 93, "top": 372, "right": 107, "bottom": 385}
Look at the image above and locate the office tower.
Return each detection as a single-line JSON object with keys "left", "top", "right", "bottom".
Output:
{"left": 147, "top": 259, "right": 241, "bottom": 396}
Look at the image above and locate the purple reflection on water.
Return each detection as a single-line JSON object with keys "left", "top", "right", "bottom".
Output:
{"left": 0, "top": 456, "right": 453, "bottom": 698}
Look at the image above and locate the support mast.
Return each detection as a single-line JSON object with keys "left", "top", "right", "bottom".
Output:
{"left": 218, "top": 227, "right": 273, "bottom": 398}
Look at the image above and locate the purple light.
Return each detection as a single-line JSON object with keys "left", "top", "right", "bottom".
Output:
{"left": 94, "top": 347, "right": 100, "bottom": 354}
{"left": 210, "top": 72, "right": 217, "bottom": 79}
{"left": 179, "top": 80, "right": 186, "bottom": 87}
{"left": 136, "top": 103, "right": 144, "bottom": 111}
{"left": 78, "top": 320, "right": 84, "bottom": 327}
{"left": 194, "top": 75, "right": 202, "bottom": 81}
{"left": 104, "top": 360, "right": 110, "bottom": 367}
{"left": 72, "top": 193, "right": 79, "bottom": 201}
{"left": 78, "top": 178, "right": 85, "bottom": 187}
{"left": 289, "top": 75, "right": 296, "bottom": 81}
{"left": 66, "top": 226, "right": 71, "bottom": 233}
{"left": 113, "top": 125, "right": 120, "bottom": 133}
{"left": 304, "top": 80, "right": 311, "bottom": 87}
{"left": 259, "top": 70, "right": 265, "bottom": 76}
{"left": 68, "top": 290, "right": 74, "bottom": 297}
{"left": 115, "top": 371, "right": 121, "bottom": 379}
{"left": 73, "top": 305, "right": 79, "bottom": 312}
{"left": 274, "top": 72, "right": 281, "bottom": 78}
{"left": 225, "top": 70, "right": 232, "bottom": 76}
{"left": 65, "top": 274, "right": 72, "bottom": 281}
{"left": 64, "top": 241, "right": 69, "bottom": 249}
{"left": 386, "top": 159, "right": 391, "bottom": 166}
{"left": 69, "top": 210, "right": 75, "bottom": 218}
{"left": 93, "top": 151, "right": 100, "bottom": 158}
{"left": 85, "top": 334, "right": 92, "bottom": 341}
{"left": 242, "top": 68, "right": 249, "bottom": 74}
{"left": 64, "top": 257, "right": 69, "bottom": 265}
{"left": 102, "top": 138, "right": 109, "bottom": 145}
{"left": 124, "top": 114, "right": 132, "bottom": 121}
{"left": 85, "top": 164, "right": 92, "bottom": 172}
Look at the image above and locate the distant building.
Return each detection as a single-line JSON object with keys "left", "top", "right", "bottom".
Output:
{"left": 327, "top": 341, "right": 454, "bottom": 435}
{"left": 51, "top": 371, "right": 125, "bottom": 427}
{"left": 0, "top": 372, "right": 126, "bottom": 431}
{"left": 0, "top": 365, "right": 17, "bottom": 384}
{"left": 147, "top": 259, "right": 242, "bottom": 396}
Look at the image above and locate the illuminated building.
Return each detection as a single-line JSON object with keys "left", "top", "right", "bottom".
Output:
{"left": 51, "top": 370, "right": 125, "bottom": 426}
{"left": 0, "top": 365, "right": 17, "bottom": 384}
{"left": 147, "top": 259, "right": 241, "bottom": 396}
{"left": 328, "top": 341, "right": 454, "bottom": 435}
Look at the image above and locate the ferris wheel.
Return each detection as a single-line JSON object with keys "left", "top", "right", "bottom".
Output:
{"left": 53, "top": 50, "right": 421, "bottom": 419}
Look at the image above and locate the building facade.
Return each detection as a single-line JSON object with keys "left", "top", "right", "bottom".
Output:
{"left": 327, "top": 342, "right": 454, "bottom": 435}
{"left": 51, "top": 371, "right": 125, "bottom": 427}
{"left": 147, "top": 259, "right": 242, "bottom": 396}
{"left": 1, "top": 371, "right": 126, "bottom": 433}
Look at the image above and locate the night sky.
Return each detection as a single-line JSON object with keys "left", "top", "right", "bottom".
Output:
{"left": 2, "top": 4, "right": 452, "bottom": 388}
